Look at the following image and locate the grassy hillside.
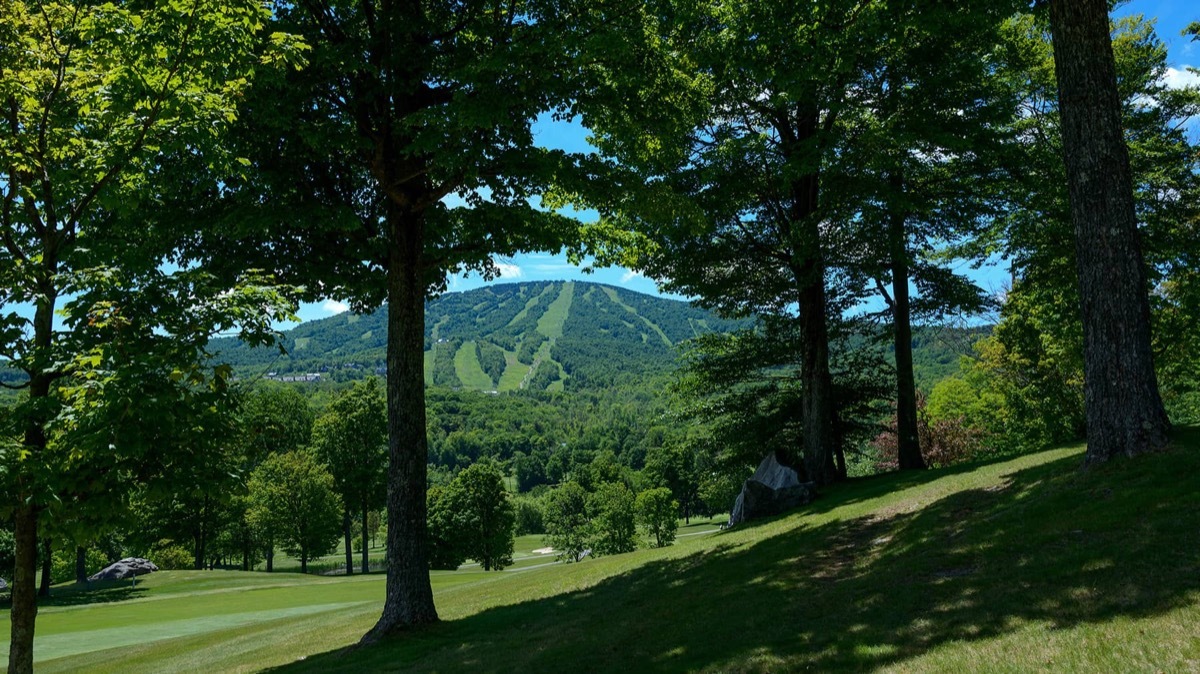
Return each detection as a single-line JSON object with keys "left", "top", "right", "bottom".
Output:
{"left": 22, "top": 429, "right": 1200, "bottom": 673}
{"left": 211, "top": 281, "right": 747, "bottom": 392}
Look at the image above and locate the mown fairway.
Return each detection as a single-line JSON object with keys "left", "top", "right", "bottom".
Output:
{"left": 10, "top": 431, "right": 1200, "bottom": 673}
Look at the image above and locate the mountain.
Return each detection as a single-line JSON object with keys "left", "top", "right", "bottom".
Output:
{"left": 211, "top": 281, "right": 749, "bottom": 392}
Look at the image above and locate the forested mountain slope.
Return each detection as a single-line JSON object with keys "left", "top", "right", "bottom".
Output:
{"left": 211, "top": 281, "right": 748, "bottom": 392}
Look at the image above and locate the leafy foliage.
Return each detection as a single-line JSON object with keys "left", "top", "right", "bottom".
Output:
{"left": 587, "top": 482, "right": 637, "bottom": 557}
{"left": 635, "top": 487, "right": 678, "bottom": 548}
{"left": 427, "top": 461, "right": 516, "bottom": 571}
{"left": 247, "top": 451, "right": 343, "bottom": 573}
{"left": 544, "top": 481, "right": 590, "bottom": 563}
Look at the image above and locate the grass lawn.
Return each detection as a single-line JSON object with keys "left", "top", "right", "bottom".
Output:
{"left": 10, "top": 429, "right": 1200, "bottom": 672}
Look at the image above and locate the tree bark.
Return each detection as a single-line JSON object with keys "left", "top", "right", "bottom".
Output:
{"left": 9, "top": 289, "right": 55, "bottom": 674}
{"left": 343, "top": 508, "right": 353, "bottom": 575}
{"left": 193, "top": 496, "right": 208, "bottom": 570}
{"left": 9, "top": 505, "right": 38, "bottom": 674}
{"left": 361, "top": 500, "right": 369, "bottom": 574}
{"left": 363, "top": 206, "right": 439, "bottom": 642}
{"left": 796, "top": 263, "right": 838, "bottom": 486}
{"left": 790, "top": 183, "right": 838, "bottom": 484}
{"left": 265, "top": 543, "right": 274, "bottom": 573}
{"left": 889, "top": 186, "right": 926, "bottom": 471}
{"left": 1048, "top": 0, "right": 1171, "bottom": 462}
{"left": 38, "top": 539, "right": 51, "bottom": 598}
{"left": 783, "top": 108, "right": 840, "bottom": 486}
{"left": 75, "top": 546, "right": 87, "bottom": 584}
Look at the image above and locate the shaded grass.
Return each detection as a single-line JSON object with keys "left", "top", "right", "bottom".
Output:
{"left": 273, "top": 431, "right": 1200, "bottom": 673}
{"left": 24, "top": 430, "right": 1200, "bottom": 672}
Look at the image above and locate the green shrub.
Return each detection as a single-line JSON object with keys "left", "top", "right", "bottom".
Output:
{"left": 150, "top": 543, "right": 195, "bottom": 570}
{"left": 51, "top": 547, "right": 110, "bottom": 584}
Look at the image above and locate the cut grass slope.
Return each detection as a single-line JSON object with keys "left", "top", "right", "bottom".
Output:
{"left": 453, "top": 341, "right": 495, "bottom": 390}
{"left": 283, "top": 431, "right": 1200, "bottom": 673}
{"left": 25, "top": 431, "right": 1200, "bottom": 672}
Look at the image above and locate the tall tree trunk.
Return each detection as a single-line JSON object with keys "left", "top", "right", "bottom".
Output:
{"left": 300, "top": 552, "right": 307, "bottom": 575}
{"left": 361, "top": 500, "right": 369, "bottom": 574}
{"left": 10, "top": 291, "right": 55, "bottom": 674}
{"left": 265, "top": 543, "right": 274, "bottom": 573}
{"left": 37, "top": 539, "right": 51, "bottom": 598}
{"left": 795, "top": 250, "right": 838, "bottom": 486}
{"left": 75, "top": 546, "right": 87, "bottom": 584}
{"left": 364, "top": 208, "right": 439, "bottom": 642}
{"left": 343, "top": 508, "right": 353, "bottom": 576}
{"left": 9, "top": 505, "right": 39, "bottom": 674}
{"left": 889, "top": 186, "right": 926, "bottom": 471}
{"left": 1048, "top": 0, "right": 1170, "bottom": 462}
{"left": 785, "top": 109, "right": 840, "bottom": 487}
{"left": 791, "top": 220, "right": 839, "bottom": 486}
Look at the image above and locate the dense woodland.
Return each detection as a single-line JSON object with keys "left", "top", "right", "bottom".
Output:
{"left": 1, "top": 0, "right": 1198, "bottom": 672}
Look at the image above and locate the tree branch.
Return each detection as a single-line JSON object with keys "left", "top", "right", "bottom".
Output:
{"left": 873, "top": 277, "right": 895, "bottom": 310}
{"left": 67, "top": 0, "right": 204, "bottom": 229}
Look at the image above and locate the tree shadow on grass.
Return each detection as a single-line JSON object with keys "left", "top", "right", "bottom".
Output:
{"left": 802, "top": 446, "right": 1080, "bottom": 519}
{"left": 274, "top": 442, "right": 1200, "bottom": 673}
{"left": 0, "top": 580, "right": 148, "bottom": 610}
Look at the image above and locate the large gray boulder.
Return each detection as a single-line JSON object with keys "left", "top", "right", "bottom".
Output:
{"left": 728, "top": 453, "right": 816, "bottom": 527}
{"left": 88, "top": 557, "right": 159, "bottom": 582}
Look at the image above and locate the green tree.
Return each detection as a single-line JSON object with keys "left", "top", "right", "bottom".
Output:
{"left": 1047, "top": 0, "right": 1172, "bottom": 460}
{"left": 183, "top": 0, "right": 591, "bottom": 637}
{"left": 425, "top": 485, "right": 466, "bottom": 571}
{"left": 247, "top": 451, "right": 343, "bottom": 574}
{"left": 445, "top": 462, "right": 516, "bottom": 571}
{"left": 241, "top": 386, "right": 315, "bottom": 464}
{"left": 312, "top": 378, "right": 387, "bottom": 575}
{"left": 512, "top": 494, "right": 546, "bottom": 536}
{"left": 644, "top": 443, "right": 698, "bottom": 524}
{"left": 834, "top": 5, "right": 1019, "bottom": 472}
{"left": 544, "top": 481, "right": 590, "bottom": 563}
{"left": 237, "top": 385, "right": 315, "bottom": 572}
{"left": 569, "top": 0, "right": 1019, "bottom": 485}
{"left": 635, "top": 488, "right": 678, "bottom": 548}
{"left": 0, "top": 2, "right": 298, "bottom": 669}
{"left": 962, "top": 14, "right": 1200, "bottom": 454}
{"left": 587, "top": 481, "right": 637, "bottom": 556}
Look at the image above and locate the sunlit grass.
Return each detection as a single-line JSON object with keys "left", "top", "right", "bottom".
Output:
{"left": 16, "top": 429, "right": 1200, "bottom": 673}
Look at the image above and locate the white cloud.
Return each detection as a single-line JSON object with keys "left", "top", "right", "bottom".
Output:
{"left": 496, "top": 262, "right": 523, "bottom": 278}
{"left": 531, "top": 262, "right": 576, "bottom": 273}
{"left": 321, "top": 299, "right": 349, "bottom": 315}
{"left": 620, "top": 269, "right": 644, "bottom": 284}
{"left": 1163, "top": 66, "right": 1200, "bottom": 90}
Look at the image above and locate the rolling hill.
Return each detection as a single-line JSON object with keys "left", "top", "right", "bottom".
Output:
{"left": 211, "top": 281, "right": 749, "bottom": 392}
